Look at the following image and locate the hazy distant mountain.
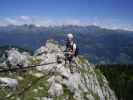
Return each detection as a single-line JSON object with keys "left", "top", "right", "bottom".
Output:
{"left": 0, "top": 24, "right": 133, "bottom": 64}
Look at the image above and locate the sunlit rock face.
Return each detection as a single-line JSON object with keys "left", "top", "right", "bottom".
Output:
{"left": 0, "top": 77, "right": 18, "bottom": 91}
{"left": 34, "top": 40, "right": 117, "bottom": 100}
{"left": 0, "top": 39, "right": 117, "bottom": 100}
{"left": 5, "top": 48, "right": 31, "bottom": 68}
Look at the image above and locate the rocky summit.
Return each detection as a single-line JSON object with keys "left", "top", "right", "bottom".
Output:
{"left": 0, "top": 39, "right": 117, "bottom": 100}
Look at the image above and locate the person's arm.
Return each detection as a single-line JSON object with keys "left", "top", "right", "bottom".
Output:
{"left": 71, "top": 43, "right": 76, "bottom": 56}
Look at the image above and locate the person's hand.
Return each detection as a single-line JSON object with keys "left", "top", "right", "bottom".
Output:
{"left": 68, "top": 52, "right": 72, "bottom": 55}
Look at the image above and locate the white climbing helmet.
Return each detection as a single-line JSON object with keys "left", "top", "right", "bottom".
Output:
{"left": 67, "top": 33, "right": 74, "bottom": 40}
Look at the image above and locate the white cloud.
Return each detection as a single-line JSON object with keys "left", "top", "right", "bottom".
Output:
{"left": 0, "top": 16, "right": 132, "bottom": 31}
{"left": 0, "top": 16, "right": 92, "bottom": 27}
{"left": 19, "top": 16, "right": 31, "bottom": 20}
{"left": 91, "top": 17, "right": 133, "bottom": 31}
{"left": 4, "top": 17, "right": 18, "bottom": 25}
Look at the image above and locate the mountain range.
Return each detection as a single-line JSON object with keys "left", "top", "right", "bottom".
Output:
{"left": 0, "top": 24, "right": 133, "bottom": 64}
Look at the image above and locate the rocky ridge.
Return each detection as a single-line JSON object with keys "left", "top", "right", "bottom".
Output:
{"left": 0, "top": 39, "right": 117, "bottom": 100}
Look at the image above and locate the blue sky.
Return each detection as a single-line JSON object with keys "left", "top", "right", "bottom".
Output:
{"left": 0, "top": 0, "right": 133, "bottom": 30}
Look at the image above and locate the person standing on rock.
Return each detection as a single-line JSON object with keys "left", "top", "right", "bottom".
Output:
{"left": 65, "top": 33, "right": 78, "bottom": 73}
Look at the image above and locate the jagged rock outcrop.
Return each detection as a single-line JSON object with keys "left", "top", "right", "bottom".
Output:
{"left": 0, "top": 48, "right": 32, "bottom": 69}
{"left": 33, "top": 40, "right": 117, "bottom": 100}
{"left": 0, "top": 39, "right": 117, "bottom": 100}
